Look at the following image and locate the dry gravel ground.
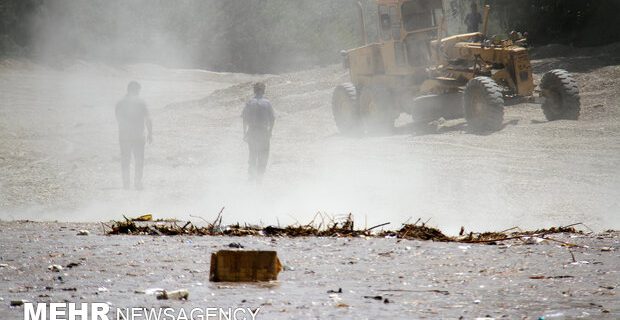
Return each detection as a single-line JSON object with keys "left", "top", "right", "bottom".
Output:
{"left": 0, "top": 222, "right": 619, "bottom": 319}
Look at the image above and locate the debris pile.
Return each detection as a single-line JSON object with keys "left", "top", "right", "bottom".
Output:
{"left": 103, "top": 211, "right": 587, "bottom": 245}
{"left": 104, "top": 212, "right": 372, "bottom": 238}
{"left": 380, "top": 222, "right": 452, "bottom": 241}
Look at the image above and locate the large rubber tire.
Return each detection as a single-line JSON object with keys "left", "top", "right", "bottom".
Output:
{"left": 464, "top": 77, "right": 505, "bottom": 132}
{"left": 332, "top": 83, "right": 360, "bottom": 134}
{"left": 359, "top": 86, "right": 397, "bottom": 134}
{"left": 540, "top": 69, "right": 581, "bottom": 121}
{"left": 410, "top": 93, "right": 465, "bottom": 124}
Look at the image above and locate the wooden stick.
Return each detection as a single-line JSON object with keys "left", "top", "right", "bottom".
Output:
{"left": 366, "top": 222, "right": 390, "bottom": 232}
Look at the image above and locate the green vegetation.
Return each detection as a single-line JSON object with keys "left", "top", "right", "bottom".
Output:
{"left": 1, "top": 0, "right": 618, "bottom": 72}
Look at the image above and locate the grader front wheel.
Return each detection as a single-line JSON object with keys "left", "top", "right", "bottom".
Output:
{"left": 332, "top": 83, "right": 360, "bottom": 135}
{"left": 540, "top": 69, "right": 581, "bottom": 121}
{"left": 464, "top": 77, "right": 505, "bottom": 132}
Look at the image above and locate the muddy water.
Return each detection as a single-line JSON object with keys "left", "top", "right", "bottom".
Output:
{"left": 0, "top": 222, "right": 618, "bottom": 319}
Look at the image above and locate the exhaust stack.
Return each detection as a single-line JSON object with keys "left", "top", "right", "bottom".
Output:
{"left": 357, "top": 1, "right": 368, "bottom": 45}
{"left": 482, "top": 5, "right": 491, "bottom": 37}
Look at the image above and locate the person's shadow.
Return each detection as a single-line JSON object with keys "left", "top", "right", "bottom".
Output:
{"left": 395, "top": 119, "right": 519, "bottom": 137}
{"left": 330, "top": 119, "right": 519, "bottom": 139}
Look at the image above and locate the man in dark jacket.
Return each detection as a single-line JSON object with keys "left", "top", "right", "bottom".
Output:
{"left": 465, "top": 2, "right": 482, "bottom": 33}
{"left": 242, "top": 82, "right": 275, "bottom": 182}
{"left": 115, "top": 81, "right": 152, "bottom": 190}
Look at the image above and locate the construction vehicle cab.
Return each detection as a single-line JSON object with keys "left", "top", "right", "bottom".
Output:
{"left": 348, "top": 0, "right": 442, "bottom": 84}
{"left": 333, "top": 0, "right": 580, "bottom": 134}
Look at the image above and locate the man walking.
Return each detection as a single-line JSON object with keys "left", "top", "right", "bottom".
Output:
{"left": 242, "top": 82, "right": 275, "bottom": 183}
{"left": 115, "top": 81, "right": 152, "bottom": 190}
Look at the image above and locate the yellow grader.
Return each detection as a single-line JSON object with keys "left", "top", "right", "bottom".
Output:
{"left": 332, "top": 0, "right": 581, "bottom": 133}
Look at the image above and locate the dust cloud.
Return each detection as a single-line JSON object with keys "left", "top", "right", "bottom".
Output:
{"left": 1, "top": 1, "right": 618, "bottom": 234}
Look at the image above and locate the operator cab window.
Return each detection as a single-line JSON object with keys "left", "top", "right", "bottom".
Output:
{"left": 402, "top": 0, "right": 437, "bottom": 32}
{"left": 379, "top": 5, "right": 392, "bottom": 41}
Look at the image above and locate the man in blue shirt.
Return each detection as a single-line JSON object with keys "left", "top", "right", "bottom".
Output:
{"left": 242, "top": 82, "right": 275, "bottom": 182}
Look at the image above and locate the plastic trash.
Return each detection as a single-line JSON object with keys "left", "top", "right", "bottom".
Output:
{"left": 10, "top": 300, "right": 28, "bottom": 307}
{"left": 132, "top": 214, "right": 153, "bottom": 222}
{"left": 156, "top": 289, "right": 189, "bottom": 300}
{"left": 48, "top": 264, "right": 63, "bottom": 272}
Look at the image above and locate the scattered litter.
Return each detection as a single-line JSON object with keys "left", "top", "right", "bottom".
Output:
{"left": 601, "top": 247, "right": 614, "bottom": 252}
{"left": 132, "top": 214, "right": 153, "bottom": 222}
{"left": 538, "top": 311, "right": 565, "bottom": 319}
{"left": 48, "top": 264, "right": 63, "bottom": 272}
{"left": 135, "top": 288, "right": 165, "bottom": 295}
{"left": 98, "top": 287, "right": 108, "bottom": 292}
{"left": 76, "top": 230, "right": 90, "bottom": 236}
{"left": 66, "top": 262, "right": 80, "bottom": 269}
{"left": 473, "top": 299, "right": 481, "bottom": 304}
{"left": 217, "top": 285, "right": 233, "bottom": 289}
{"left": 10, "top": 300, "right": 28, "bottom": 307}
{"left": 378, "top": 289, "right": 449, "bottom": 295}
{"left": 529, "top": 275, "right": 574, "bottom": 280}
{"left": 228, "top": 242, "right": 244, "bottom": 249}
{"left": 524, "top": 237, "right": 545, "bottom": 245}
{"left": 327, "top": 288, "right": 342, "bottom": 294}
{"left": 210, "top": 250, "right": 282, "bottom": 282}
{"left": 0, "top": 264, "right": 8, "bottom": 268}
{"left": 156, "top": 289, "right": 189, "bottom": 300}
{"left": 363, "top": 295, "right": 383, "bottom": 301}
{"left": 329, "top": 293, "right": 342, "bottom": 303}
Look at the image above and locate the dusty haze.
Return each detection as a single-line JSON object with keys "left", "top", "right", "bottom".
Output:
{"left": 0, "top": 1, "right": 619, "bottom": 233}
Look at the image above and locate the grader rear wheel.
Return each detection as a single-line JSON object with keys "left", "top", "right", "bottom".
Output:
{"left": 359, "top": 86, "right": 397, "bottom": 134}
{"left": 540, "top": 69, "right": 581, "bottom": 121}
{"left": 464, "top": 77, "right": 505, "bottom": 132}
{"left": 332, "top": 83, "right": 360, "bottom": 134}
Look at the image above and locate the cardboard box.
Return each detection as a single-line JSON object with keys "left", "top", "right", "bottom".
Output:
{"left": 209, "top": 250, "right": 282, "bottom": 282}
